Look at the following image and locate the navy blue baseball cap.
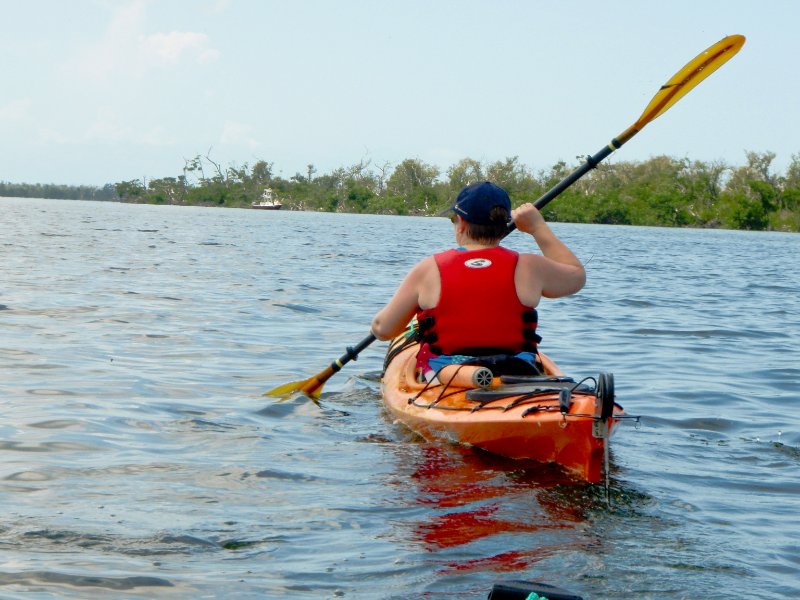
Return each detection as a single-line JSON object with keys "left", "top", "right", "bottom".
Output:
{"left": 442, "top": 181, "right": 511, "bottom": 225}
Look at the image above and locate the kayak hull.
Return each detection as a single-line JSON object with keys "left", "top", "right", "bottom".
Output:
{"left": 380, "top": 339, "right": 623, "bottom": 483}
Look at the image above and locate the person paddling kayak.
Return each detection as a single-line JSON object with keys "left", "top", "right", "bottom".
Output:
{"left": 370, "top": 181, "right": 585, "bottom": 378}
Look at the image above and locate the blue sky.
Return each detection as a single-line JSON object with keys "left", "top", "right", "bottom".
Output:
{"left": 1, "top": 0, "right": 797, "bottom": 186}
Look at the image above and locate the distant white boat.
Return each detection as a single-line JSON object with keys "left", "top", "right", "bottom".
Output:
{"left": 252, "top": 188, "right": 282, "bottom": 210}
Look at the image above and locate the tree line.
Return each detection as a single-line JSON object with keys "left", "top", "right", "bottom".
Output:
{"left": 0, "top": 181, "right": 117, "bottom": 201}
{"left": 3, "top": 150, "right": 799, "bottom": 231}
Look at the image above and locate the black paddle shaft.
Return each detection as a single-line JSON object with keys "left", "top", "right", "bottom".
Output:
{"left": 329, "top": 333, "right": 377, "bottom": 374}
{"left": 504, "top": 136, "right": 626, "bottom": 238}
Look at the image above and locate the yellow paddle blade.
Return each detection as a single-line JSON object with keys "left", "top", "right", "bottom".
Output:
{"left": 635, "top": 34, "right": 745, "bottom": 129}
{"left": 300, "top": 378, "right": 324, "bottom": 401}
{"left": 263, "top": 376, "right": 324, "bottom": 402}
{"left": 263, "top": 334, "right": 375, "bottom": 403}
{"left": 264, "top": 379, "right": 308, "bottom": 397}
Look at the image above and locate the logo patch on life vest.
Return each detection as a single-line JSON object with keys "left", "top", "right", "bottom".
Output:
{"left": 464, "top": 258, "right": 492, "bottom": 269}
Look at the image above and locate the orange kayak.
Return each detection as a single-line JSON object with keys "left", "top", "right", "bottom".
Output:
{"left": 380, "top": 334, "right": 625, "bottom": 483}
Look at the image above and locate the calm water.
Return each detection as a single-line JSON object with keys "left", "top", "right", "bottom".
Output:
{"left": 1, "top": 197, "right": 798, "bottom": 599}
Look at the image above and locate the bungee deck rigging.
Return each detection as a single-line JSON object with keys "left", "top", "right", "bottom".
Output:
{"left": 380, "top": 327, "right": 636, "bottom": 483}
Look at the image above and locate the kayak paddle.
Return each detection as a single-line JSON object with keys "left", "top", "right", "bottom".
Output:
{"left": 506, "top": 34, "right": 745, "bottom": 232}
{"left": 266, "top": 34, "right": 745, "bottom": 402}
{"left": 264, "top": 333, "right": 376, "bottom": 402}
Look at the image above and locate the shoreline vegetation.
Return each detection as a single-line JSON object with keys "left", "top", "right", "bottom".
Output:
{"left": 2, "top": 151, "right": 799, "bottom": 231}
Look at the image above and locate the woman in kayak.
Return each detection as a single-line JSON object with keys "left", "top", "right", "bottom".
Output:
{"left": 370, "top": 181, "right": 585, "bottom": 376}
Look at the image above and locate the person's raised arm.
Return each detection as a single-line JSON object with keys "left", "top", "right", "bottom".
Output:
{"left": 512, "top": 203, "right": 586, "bottom": 299}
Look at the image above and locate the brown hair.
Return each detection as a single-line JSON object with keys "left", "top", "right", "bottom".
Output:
{"left": 464, "top": 206, "right": 510, "bottom": 244}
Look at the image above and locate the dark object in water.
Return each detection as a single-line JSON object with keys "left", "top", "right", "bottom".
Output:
{"left": 488, "top": 580, "right": 584, "bottom": 600}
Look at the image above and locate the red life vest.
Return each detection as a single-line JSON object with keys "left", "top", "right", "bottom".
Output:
{"left": 416, "top": 246, "right": 540, "bottom": 356}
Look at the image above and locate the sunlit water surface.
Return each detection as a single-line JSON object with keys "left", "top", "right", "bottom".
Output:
{"left": 1, "top": 198, "right": 798, "bottom": 599}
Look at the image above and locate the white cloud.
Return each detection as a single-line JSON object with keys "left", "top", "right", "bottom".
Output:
{"left": 205, "top": 0, "right": 233, "bottom": 15}
{"left": 220, "top": 121, "right": 259, "bottom": 149}
{"left": 64, "top": 0, "right": 219, "bottom": 82}
{"left": 141, "top": 31, "right": 220, "bottom": 66}
{"left": 37, "top": 127, "right": 70, "bottom": 145}
{"left": 26, "top": 110, "right": 172, "bottom": 147}
{"left": 0, "top": 98, "right": 32, "bottom": 122}
{"left": 65, "top": 0, "right": 146, "bottom": 81}
{"left": 82, "top": 109, "right": 174, "bottom": 146}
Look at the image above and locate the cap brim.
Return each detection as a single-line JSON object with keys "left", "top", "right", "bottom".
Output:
{"left": 436, "top": 204, "right": 456, "bottom": 218}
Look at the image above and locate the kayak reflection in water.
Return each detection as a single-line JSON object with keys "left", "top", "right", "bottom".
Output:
{"left": 370, "top": 181, "right": 585, "bottom": 379}
{"left": 405, "top": 444, "right": 589, "bottom": 557}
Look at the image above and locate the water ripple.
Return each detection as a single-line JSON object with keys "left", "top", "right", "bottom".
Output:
{"left": 1, "top": 200, "right": 798, "bottom": 599}
{"left": 0, "top": 571, "right": 174, "bottom": 591}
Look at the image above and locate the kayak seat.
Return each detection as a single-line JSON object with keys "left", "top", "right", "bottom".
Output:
{"left": 461, "top": 354, "right": 542, "bottom": 377}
